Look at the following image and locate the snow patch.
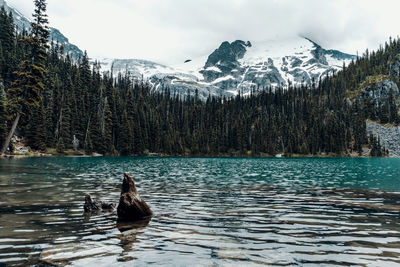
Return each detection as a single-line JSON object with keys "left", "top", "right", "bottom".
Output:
{"left": 211, "top": 75, "right": 235, "bottom": 84}
{"left": 204, "top": 66, "right": 222, "bottom": 73}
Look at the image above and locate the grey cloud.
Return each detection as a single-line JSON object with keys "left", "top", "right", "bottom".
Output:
{"left": 9, "top": 0, "right": 400, "bottom": 64}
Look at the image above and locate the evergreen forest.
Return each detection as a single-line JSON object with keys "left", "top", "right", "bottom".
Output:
{"left": 0, "top": 1, "right": 398, "bottom": 157}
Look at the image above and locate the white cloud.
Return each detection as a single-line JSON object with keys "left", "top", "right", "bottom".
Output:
{"left": 7, "top": 0, "right": 400, "bottom": 64}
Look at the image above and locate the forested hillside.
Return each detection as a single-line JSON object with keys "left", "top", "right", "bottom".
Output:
{"left": 0, "top": 2, "right": 398, "bottom": 157}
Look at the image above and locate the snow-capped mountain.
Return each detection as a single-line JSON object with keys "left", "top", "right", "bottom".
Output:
{"left": 99, "top": 37, "right": 356, "bottom": 99}
{"left": 2, "top": 0, "right": 356, "bottom": 99}
{"left": 98, "top": 57, "right": 230, "bottom": 99}
{"left": 0, "top": 0, "right": 83, "bottom": 59}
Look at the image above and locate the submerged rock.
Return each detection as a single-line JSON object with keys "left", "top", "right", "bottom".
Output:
{"left": 117, "top": 172, "right": 152, "bottom": 221}
{"left": 84, "top": 193, "right": 115, "bottom": 212}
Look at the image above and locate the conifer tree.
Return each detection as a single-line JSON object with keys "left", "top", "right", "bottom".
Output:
{"left": 0, "top": 41, "right": 4, "bottom": 77}
{"left": 1, "top": 0, "right": 399, "bottom": 157}
{"left": 1, "top": 0, "right": 49, "bottom": 155}
{"left": 103, "top": 101, "right": 114, "bottom": 154}
{"left": 0, "top": 8, "right": 16, "bottom": 86}
{"left": 26, "top": 101, "right": 46, "bottom": 150}
{"left": 0, "top": 81, "right": 7, "bottom": 146}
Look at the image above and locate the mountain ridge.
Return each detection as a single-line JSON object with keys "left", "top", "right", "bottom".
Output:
{"left": 0, "top": 0, "right": 83, "bottom": 59}
{"left": 2, "top": 0, "right": 357, "bottom": 100}
{"left": 99, "top": 37, "right": 356, "bottom": 99}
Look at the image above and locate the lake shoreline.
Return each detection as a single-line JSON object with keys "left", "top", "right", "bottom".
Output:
{"left": 0, "top": 151, "right": 393, "bottom": 159}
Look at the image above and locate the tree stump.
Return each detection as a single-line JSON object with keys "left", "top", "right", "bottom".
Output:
{"left": 117, "top": 172, "right": 152, "bottom": 221}
{"left": 84, "top": 193, "right": 115, "bottom": 212}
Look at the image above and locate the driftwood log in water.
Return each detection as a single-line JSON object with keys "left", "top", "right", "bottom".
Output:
{"left": 84, "top": 193, "right": 115, "bottom": 212}
{"left": 117, "top": 172, "right": 152, "bottom": 221}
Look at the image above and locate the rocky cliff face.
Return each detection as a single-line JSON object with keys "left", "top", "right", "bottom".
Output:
{"left": 359, "top": 78, "right": 400, "bottom": 107}
{"left": 367, "top": 120, "right": 400, "bottom": 157}
{"left": 0, "top": 0, "right": 83, "bottom": 59}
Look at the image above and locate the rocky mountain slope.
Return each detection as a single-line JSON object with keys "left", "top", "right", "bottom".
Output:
{"left": 0, "top": 0, "right": 83, "bottom": 59}
{"left": 100, "top": 37, "right": 356, "bottom": 99}
{"left": 355, "top": 65, "right": 400, "bottom": 157}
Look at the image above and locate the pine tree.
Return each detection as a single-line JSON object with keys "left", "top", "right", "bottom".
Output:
{"left": 0, "top": 8, "right": 16, "bottom": 85}
{"left": 31, "top": 0, "right": 50, "bottom": 51}
{"left": 26, "top": 101, "right": 46, "bottom": 150}
{"left": 1, "top": 0, "right": 49, "bottom": 155}
{"left": 0, "top": 81, "right": 7, "bottom": 146}
{"left": 103, "top": 100, "right": 114, "bottom": 154}
{"left": 0, "top": 41, "right": 4, "bottom": 78}
{"left": 118, "top": 110, "right": 133, "bottom": 155}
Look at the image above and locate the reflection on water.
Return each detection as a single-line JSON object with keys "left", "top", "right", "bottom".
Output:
{"left": 0, "top": 157, "right": 400, "bottom": 266}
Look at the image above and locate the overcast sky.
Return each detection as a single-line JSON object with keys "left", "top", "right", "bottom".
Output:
{"left": 7, "top": 0, "right": 400, "bottom": 65}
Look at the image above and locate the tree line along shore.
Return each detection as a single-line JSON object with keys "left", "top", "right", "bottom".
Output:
{"left": 1, "top": 1, "right": 399, "bottom": 158}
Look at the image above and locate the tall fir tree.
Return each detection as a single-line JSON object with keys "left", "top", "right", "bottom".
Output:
{"left": 0, "top": 81, "right": 7, "bottom": 146}
{"left": 0, "top": 8, "right": 16, "bottom": 86}
{"left": 1, "top": 0, "right": 49, "bottom": 155}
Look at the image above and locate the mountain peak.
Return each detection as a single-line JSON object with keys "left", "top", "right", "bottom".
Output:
{"left": 204, "top": 40, "right": 252, "bottom": 69}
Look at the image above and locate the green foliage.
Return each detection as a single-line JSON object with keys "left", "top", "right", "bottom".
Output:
{"left": 359, "top": 75, "right": 389, "bottom": 89}
{"left": 31, "top": 0, "right": 50, "bottom": 49}
{"left": 7, "top": 56, "right": 44, "bottom": 115}
{"left": 0, "top": 7, "right": 16, "bottom": 88}
{"left": 1, "top": 0, "right": 49, "bottom": 154}
{"left": 26, "top": 101, "right": 46, "bottom": 151}
{"left": 56, "top": 137, "right": 64, "bottom": 153}
{"left": 0, "top": 0, "right": 399, "bottom": 156}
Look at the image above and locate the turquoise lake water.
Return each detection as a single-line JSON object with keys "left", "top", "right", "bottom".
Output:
{"left": 0, "top": 157, "right": 400, "bottom": 266}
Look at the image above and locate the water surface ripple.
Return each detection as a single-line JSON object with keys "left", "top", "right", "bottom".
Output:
{"left": 0, "top": 157, "right": 400, "bottom": 266}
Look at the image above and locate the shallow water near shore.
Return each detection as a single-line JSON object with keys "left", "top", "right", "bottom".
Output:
{"left": 1, "top": 157, "right": 400, "bottom": 266}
